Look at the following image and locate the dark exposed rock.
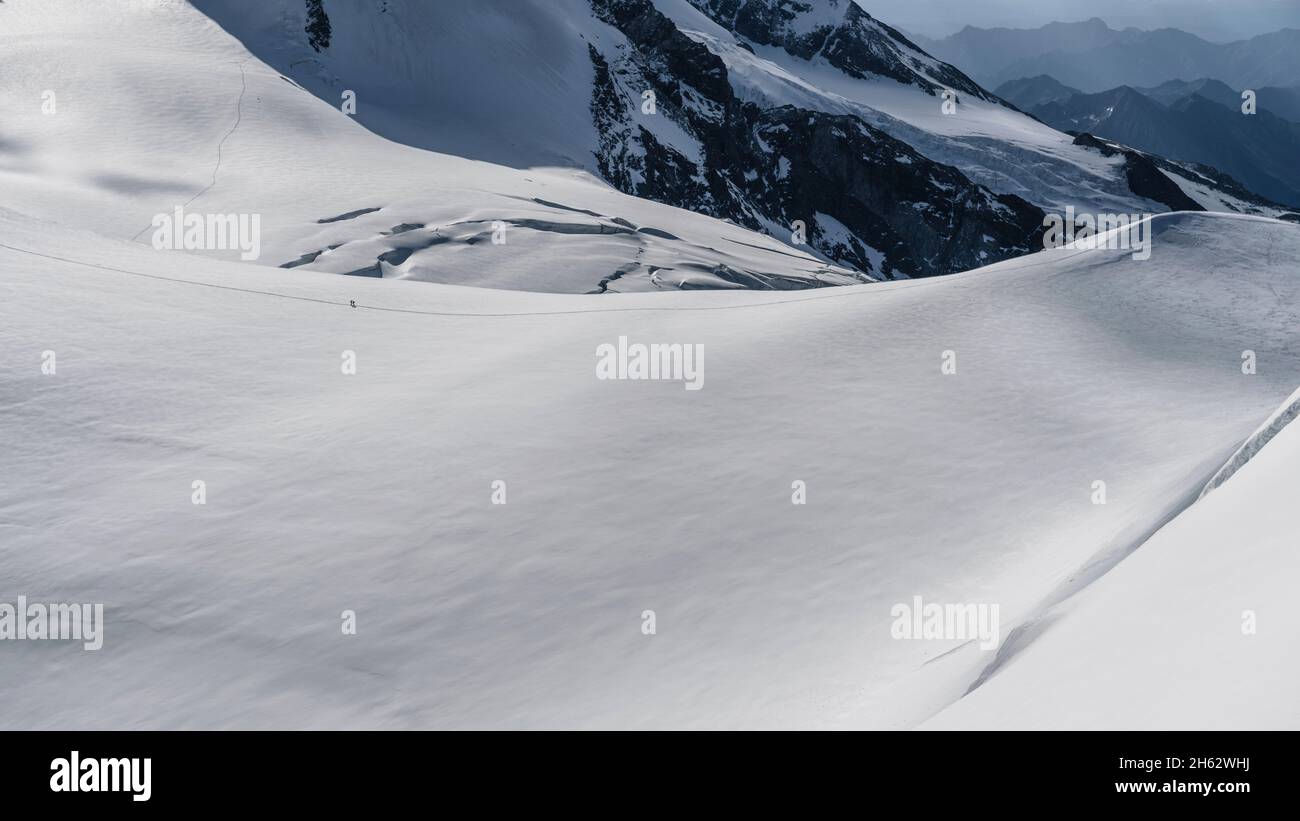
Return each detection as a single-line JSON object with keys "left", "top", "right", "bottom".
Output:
{"left": 688, "top": 0, "right": 997, "bottom": 100}
{"left": 1073, "top": 134, "right": 1204, "bottom": 212}
{"left": 587, "top": 0, "right": 1044, "bottom": 278}
{"left": 752, "top": 107, "right": 1046, "bottom": 276}
{"left": 304, "top": 0, "right": 331, "bottom": 52}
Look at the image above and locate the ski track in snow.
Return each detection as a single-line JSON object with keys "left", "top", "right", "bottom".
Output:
{"left": 127, "top": 58, "right": 251, "bottom": 243}
{"left": 0, "top": 236, "right": 1104, "bottom": 318}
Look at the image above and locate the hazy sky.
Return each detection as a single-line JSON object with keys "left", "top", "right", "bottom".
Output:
{"left": 865, "top": 0, "right": 1300, "bottom": 41}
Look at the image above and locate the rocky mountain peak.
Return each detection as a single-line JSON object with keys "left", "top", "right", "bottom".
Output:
{"left": 686, "top": 0, "right": 998, "bottom": 100}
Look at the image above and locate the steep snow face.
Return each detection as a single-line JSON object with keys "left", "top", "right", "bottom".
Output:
{"left": 2, "top": 209, "right": 1298, "bottom": 728}
{"left": 0, "top": 0, "right": 863, "bottom": 292}
{"left": 196, "top": 0, "right": 607, "bottom": 171}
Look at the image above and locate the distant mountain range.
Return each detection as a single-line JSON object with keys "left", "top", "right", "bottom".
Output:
{"left": 1140, "top": 79, "right": 1300, "bottom": 124}
{"left": 998, "top": 76, "right": 1300, "bottom": 207}
{"left": 994, "top": 75, "right": 1080, "bottom": 109}
{"left": 915, "top": 18, "right": 1300, "bottom": 92}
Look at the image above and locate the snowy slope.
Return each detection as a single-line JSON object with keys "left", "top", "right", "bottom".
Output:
{"left": 1162, "top": 163, "right": 1297, "bottom": 220}
{"left": 3, "top": 0, "right": 1300, "bottom": 731}
{"left": 1, "top": 0, "right": 1261, "bottom": 290}
{"left": 2, "top": 209, "right": 1298, "bottom": 729}
{"left": 0, "top": 0, "right": 863, "bottom": 292}
{"left": 924, "top": 389, "right": 1300, "bottom": 730}
{"left": 196, "top": 0, "right": 608, "bottom": 171}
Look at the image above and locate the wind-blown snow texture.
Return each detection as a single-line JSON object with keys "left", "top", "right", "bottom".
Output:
{"left": 1, "top": 0, "right": 1299, "bottom": 730}
{"left": 3, "top": 208, "right": 1299, "bottom": 728}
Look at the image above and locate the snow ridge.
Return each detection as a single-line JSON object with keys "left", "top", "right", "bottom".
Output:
{"left": 1199, "top": 384, "right": 1300, "bottom": 500}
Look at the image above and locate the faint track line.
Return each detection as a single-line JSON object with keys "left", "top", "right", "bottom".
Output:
{"left": 0, "top": 239, "right": 1100, "bottom": 318}
{"left": 128, "top": 58, "right": 252, "bottom": 242}
{"left": 6, "top": 212, "right": 1283, "bottom": 319}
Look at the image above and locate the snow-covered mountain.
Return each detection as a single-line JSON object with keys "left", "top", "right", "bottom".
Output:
{"left": 920, "top": 18, "right": 1300, "bottom": 93}
{"left": 993, "top": 74, "right": 1082, "bottom": 109}
{"left": 185, "top": 0, "right": 1280, "bottom": 282}
{"left": 1003, "top": 82, "right": 1300, "bottom": 209}
{"left": 2, "top": 0, "right": 1281, "bottom": 289}
{"left": 179, "top": 0, "right": 1043, "bottom": 280}
{"left": 1, "top": 0, "right": 881, "bottom": 293}
{"left": 683, "top": 0, "right": 996, "bottom": 101}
